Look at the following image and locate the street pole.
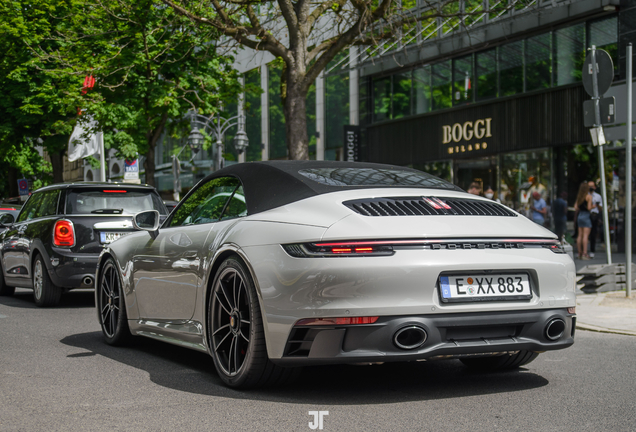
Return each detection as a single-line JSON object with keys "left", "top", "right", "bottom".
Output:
{"left": 627, "top": 43, "right": 633, "bottom": 297}
{"left": 98, "top": 132, "right": 106, "bottom": 182}
{"left": 591, "top": 46, "right": 612, "bottom": 264}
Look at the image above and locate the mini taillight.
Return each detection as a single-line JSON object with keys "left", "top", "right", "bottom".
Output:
{"left": 53, "top": 220, "right": 75, "bottom": 247}
{"left": 544, "top": 243, "right": 566, "bottom": 254}
{"left": 295, "top": 316, "right": 379, "bottom": 326}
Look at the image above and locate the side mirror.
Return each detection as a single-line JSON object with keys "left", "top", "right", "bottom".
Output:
{"left": 0, "top": 213, "right": 15, "bottom": 227}
{"left": 133, "top": 210, "right": 160, "bottom": 234}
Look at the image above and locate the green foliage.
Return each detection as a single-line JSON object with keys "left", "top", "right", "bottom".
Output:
{"left": 43, "top": 0, "right": 241, "bottom": 181}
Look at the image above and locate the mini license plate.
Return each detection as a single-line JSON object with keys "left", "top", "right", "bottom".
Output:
{"left": 439, "top": 273, "right": 532, "bottom": 302}
{"left": 100, "top": 232, "right": 129, "bottom": 244}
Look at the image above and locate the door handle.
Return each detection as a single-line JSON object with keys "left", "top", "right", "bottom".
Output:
{"left": 184, "top": 251, "right": 198, "bottom": 260}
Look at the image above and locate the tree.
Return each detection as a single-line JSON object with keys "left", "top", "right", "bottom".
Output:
{"left": 41, "top": 0, "right": 241, "bottom": 186}
{"left": 163, "top": 0, "right": 529, "bottom": 160}
{"left": 0, "top": 0, "right": 84, "bottom": 185}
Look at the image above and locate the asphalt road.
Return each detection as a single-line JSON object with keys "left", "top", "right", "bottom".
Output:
{"left": 1, "top": 288, "right": 635, "bottom": 432}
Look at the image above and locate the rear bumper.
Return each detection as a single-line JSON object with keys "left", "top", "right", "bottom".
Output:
{"left": 48, "top": 248, "right": 99, "bottom": 289}
{"left": 272, "top": 308, "right": 575, "bottom": 367}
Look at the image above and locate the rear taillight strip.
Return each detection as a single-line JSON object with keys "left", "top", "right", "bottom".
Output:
{"left": 283, "top": 238, "right": 565, "bottom": 258}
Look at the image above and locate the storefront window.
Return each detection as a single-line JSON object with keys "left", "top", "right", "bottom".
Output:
{"left": 500, "top": 149, "right": 552, "bottom": 216}
{"left": 306, "top": 82, "right": 316, "bottom": 159}
{"left": 554, "top": 24, "right": 585, "bottom": 86}
{"left": 453, "top": 55, "right": 473, "bottom": 105}
{"left": 588, "top": 16, "right": 618, "bottom": 72}
{"left": 454, "top": 157, "right": 498, "bottom": 194}
{"left": 373, "top": 76, "right": 391, "bottom": 122}
{"left": 393, "top": 72, "right": 412, "bottom": 119}
{"left": 245, "top": 68, "right": 262, "bottom": 162}
{"left": 432, "top": 60, "right": 452, "bottom": 110}
{"left": 499, "top": 41, "right": 523, "bottom": 96}
{"left": 476, "top": 48, "right": 497, "bottom": 101}
{"left": 525, "top": 33, "right": 551, "bottom": 92}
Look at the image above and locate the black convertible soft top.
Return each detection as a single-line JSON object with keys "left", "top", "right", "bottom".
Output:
{"left": 201, "top": 160, "right": 462, "bottom": 215}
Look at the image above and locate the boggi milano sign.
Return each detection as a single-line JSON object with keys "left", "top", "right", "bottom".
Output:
{"left": 442, "top": 118, "right": 492, "bottom": 155}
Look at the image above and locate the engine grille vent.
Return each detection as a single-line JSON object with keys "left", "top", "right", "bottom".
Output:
{"left": 343, "top": 197, "right": 517, "bottom": 217}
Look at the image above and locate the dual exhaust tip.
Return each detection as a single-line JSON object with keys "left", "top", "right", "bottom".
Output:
{"left": 393, "top": 318, "right": 566, "bottom": 350}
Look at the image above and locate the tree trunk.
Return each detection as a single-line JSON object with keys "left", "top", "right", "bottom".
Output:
{"left": 284, "top": 80, "right": 309, "bottom": 160}
{"left": 49, "top": 150, "right": 65, "bottom": 183}
{"left": 143, "top": 113, "right": 168, "bottom": 187}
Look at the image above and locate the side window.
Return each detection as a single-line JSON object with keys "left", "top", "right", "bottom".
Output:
{"left": 220, "top": 186, "right": 247, "bottom": 220}
{"left": 170, "top": 177, "right": 241, "bottom": 227}
{"left": 38, "top": 190, "right": 60, "bottom": 217}
{"left": 16, "top": 193, "right": 44, "bottom": 223}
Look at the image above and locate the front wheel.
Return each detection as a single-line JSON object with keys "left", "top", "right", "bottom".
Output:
{"left": 97, "top": 258, "right": 132, "bottom": 346}
{"left": 460, "top": 350, "right": 539, "bottom": 371}
{"left": 33, "top": 255, "right": 61, "bottom": 307}
{"left": 208, "top": 257, "right": 298, "bottom": 388}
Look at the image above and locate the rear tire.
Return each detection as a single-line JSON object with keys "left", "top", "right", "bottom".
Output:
{"left": 33, "top": 255, "right": 61, "bottom": 307}
{"left": 460, "top": 350, "right": 539, "bottom": 371}
{"left": 208, "top": 257, "right": 299, "bottom": 388}
{"left": 97, "top": 258, "right": 132, "bottom": 346}
{"left": 0, "top": 267, "right": 15, "bottom": 296}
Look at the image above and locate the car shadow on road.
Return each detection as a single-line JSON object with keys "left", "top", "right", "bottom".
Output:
{"left": 0, "top": 288, "right": 94, "bottom": 309}
{"left": 61, "top": 331, "right": 549, "bottom": 404}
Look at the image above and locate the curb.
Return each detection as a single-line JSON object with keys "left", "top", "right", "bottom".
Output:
{"left": 576, "top": 322, "right": 636, "bottom": 337}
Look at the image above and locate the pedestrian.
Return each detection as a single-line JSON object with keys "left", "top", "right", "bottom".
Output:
{"left": 467, "top": 182, "right": 482, "bottom": 196}
{"left": 575, "top": 181, "right": 596, "bottom": 260}
{"left": 530, "top": 191, "right": 547, "bottom": 226}
{"left": 588, "top": 180, "right": 602, "bottom": 258}
{"left": 484, "top": 186, "right": 500, "bottom": 202}
{"left": 552, "top": 191, "right": 568, "bottom": 241}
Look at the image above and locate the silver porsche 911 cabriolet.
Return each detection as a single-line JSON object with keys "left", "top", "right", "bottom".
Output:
{"left": 96, "top": 161, "right": 576, "bottom": 388}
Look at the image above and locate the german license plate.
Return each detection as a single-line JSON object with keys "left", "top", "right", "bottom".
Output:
{"left": 439, "top": 273, "right": 532, "bottom": 302}
{"left": 100, "top": 232, "right": 129, "bottom": 244}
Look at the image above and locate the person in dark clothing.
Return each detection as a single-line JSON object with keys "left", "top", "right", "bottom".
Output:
{"left": 552, "top": 191, "right": 568, "bottom": 241}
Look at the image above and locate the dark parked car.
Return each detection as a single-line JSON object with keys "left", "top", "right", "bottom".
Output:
{"left": 0, "top": 182, "right": 167, "bottom": 306}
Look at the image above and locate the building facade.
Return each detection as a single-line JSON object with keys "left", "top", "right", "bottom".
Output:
{"left": 140, "top": 0, "right": 635, "bottom": 220}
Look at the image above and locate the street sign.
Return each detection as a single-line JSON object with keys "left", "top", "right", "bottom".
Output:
{"left": 583, "top": 97, "right": 615, "bottom": 127}
{"left": 582, "top": 49, "right": 614, "bottom": 97}
{"left": 17, "top": 179, "right": 29, "bottom": 196}
{"left": 124, "top": 158, "right": 139, "bottom": 180}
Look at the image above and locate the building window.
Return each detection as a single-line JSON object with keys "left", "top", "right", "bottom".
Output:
{"left": 432, "top": 60, "right": 452, "bottom": 110}
{"left": 499, "top": 41, "right": 524, "bottom": 96}
{"left": 554, "top": 23, "right": 586, "bottom": 86}
{"left": 372, "top": 76, "right": 392, "bottom": 122}
{"left": 393, "top": 72, "right": 412, "bottom": 119}
{"left": 525, "top": 33, "right": 552, "bottom": 92}
{"left": 245, "top": 68, "right": 262, "bottom": 162}
{"left": 326, "top": 71, "right": 350, "bottom": 160}
{"left": 588, "top": 16, "right": 618, "bottom": 72}
{"left": 268, "top": 62, "right": 287, "bottom": 159}
{"left": 476, "top": 48, "right": 497, "bottom": 101}
{"left": 453, "top": 54, "right": 473, "bottom": 105}
{"left": 413, "top": 65, "right": 432, "bottom": 114}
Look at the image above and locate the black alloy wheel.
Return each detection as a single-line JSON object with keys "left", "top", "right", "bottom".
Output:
{"left": 210, "top": 259, "right": 252, "bottom": 377}
{"left": 98, "top": 258, "right": 131, "bottom": 345}
{"left": 32, "top": 254, "right": 61, "bottom": 307}
{"left": 209, "top": 257, "right": 299, "bottom": 388}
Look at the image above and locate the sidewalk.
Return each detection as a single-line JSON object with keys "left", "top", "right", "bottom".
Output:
{"left": 572, "top": 248, "right": 636, "bottom": 336}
